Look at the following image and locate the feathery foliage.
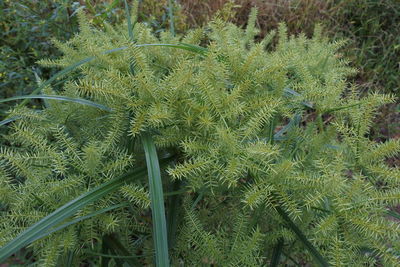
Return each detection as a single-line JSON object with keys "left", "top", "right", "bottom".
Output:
{"left": 0, "top": 7, "right": 399, "bottom": 266}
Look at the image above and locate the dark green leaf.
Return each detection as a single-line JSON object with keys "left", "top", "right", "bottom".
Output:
{"left": 270, "top": 238, "right": 284, "bottom": 267}
{"left": 33, "top": 203, "right": 128, "bottom": 242}
{"left": 123, "top": 0, "right": 134, "bottom": 40}
{"left": 142, "top": 133, "right": 170, "bottom": 267}
{"left": 283, "top": 88, "right": 314, "bottom": 109}
{"left": 0, "top": 95, "right": 112, "bottom": 112}
{"left": 103, "top": 234, "right": 140, "bottom": 266}
{"left": 275, "top": 206, "right": 329, "bottom": 267}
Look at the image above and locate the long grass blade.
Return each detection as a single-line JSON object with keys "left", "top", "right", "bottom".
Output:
{"left": 283, "top": 88, "right": 314, "bottom": 109}
{"left": 168, "top": 0, "right": 175, "bottom": 36}
{"left": 0, "top": 168, "right": 146, "bottom": 263}
{"left": 33, "top": 203, "right": 128, "bottom": 242}
{"left": 66, "top": 251, "right": 75, "bottom": 266}
{"left": 0, "top": 116, "right": 22, "bottom": 127}
{"left": 387, "top": 210, "right": 400, "bottom": 220}
{"left": 123, "top": 0, "right": 134, "bottom": 41}
{"left": 270, "top": 238, "right": 284, "bottom": 267}
{"left": 103, "top": 234, "right": 139, "bottom": 266}
{"left": 0, "top": 95, "right": 112, "bottom": 112}
{"left": 136, "top": 43, "right": 207, "bottom": 55}
{"left": 273, "top": 113, "right": 302, "bottom": 141}
{"left": 88, "top": 251, "right": 150, "bottom": 259}
{"left": 167, "top": 180, "right": 182, "bottom": 249}
{"left": 142, "top": 133, "right": 170, "bottom": 267}
{"left": 21, "top": 56, "right": 95, "bottom": 105}
{"left": 275, "top": 206, "right": 329, "bottom": 267}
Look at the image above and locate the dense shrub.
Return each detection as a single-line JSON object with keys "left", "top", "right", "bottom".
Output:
{"left": 0, "top": 8, "right": 399, "bottom": 266}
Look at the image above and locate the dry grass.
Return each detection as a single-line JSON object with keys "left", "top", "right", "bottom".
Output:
{"left": 179, "top": 0, "right": 335, "bottom": 37}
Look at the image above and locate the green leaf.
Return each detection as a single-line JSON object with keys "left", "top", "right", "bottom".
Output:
{"left": 66, "top": 251, "right": 75, "bottom": 266}
{"left": 283, "top": 88, "right": 314, "bottom": 109}
{"left": 275, "top": 206, "right": 330, "bottom": 267}
{"left": 274, "top": 113, "right": 302, "bottom": 141}
{"left": 123, "top": 0, "right": 134, "bottom": 41}
{"left": 33, "top": 203, "right": 128, "bottom": 242}
{"left": 136, "top": 43, "right": 207, "bottom": 55}
{"left": 0, "top": 116, "right": 22, "bottom": 127}
{"left": 0, "top": 95, "right": 112, "bottom": 112}
{"left": 270, "top": 238, "right": 284, "bottom": 267}
{"left": 87, "top": 251, "right": 150, "bottom": 259}
{"left": 142, "top": 133, "right": 170, "bottom": 267}
{"left": 103, "top": 234, "right": 140, "bottom": 266}
{"left": 387, "top": 210, "right": 400, "bottom": 220}
{"left": 0, "top": 168, "right": 146, "bottom": 263}
{"left": 167, "top": 180, "right": 182, "bottom": 249}
{"left": 168, "top": 0, "right": 175, "bottom": 36}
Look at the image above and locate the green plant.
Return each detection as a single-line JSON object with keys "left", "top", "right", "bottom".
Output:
{"left": 0, "top": 0, "right": 71, "bottom": 103}
{"left": 0, "top": 6, "right": 399, "bottom": 266}
{"left": 330, "top": 0, "right": 400, "bottom": 94}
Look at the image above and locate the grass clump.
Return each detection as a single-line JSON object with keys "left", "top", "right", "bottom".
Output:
{"left": 0, "top": 7, "right": 399, "bottom": 266}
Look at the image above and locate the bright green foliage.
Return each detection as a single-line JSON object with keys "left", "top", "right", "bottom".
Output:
{"left": 1, "top": 8, "right": 399, "bottom": 266}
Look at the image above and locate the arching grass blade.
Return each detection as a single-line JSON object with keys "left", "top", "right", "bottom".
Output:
{"left": 136, "top": 43, "right": 207, "bottom": 55}
{"left": 33, "top": 203, "right": 128, "bottom": 242}
{"left": 9, "top": 43, "right": 205, "bottom": 109}
{"left": 5, "top": 42, "right": 206, "bottom": 110}
{"left": 0, "top": 95, "right": 112, "bottom": 112}
{"left": 283, "top": 88, "right": 314, "bottom": 109}
{"left": 0, "top": 116, "right": 22, "bottom": 127}
{"left": 20, "top": 56, "right": 95, "bottom": 106}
